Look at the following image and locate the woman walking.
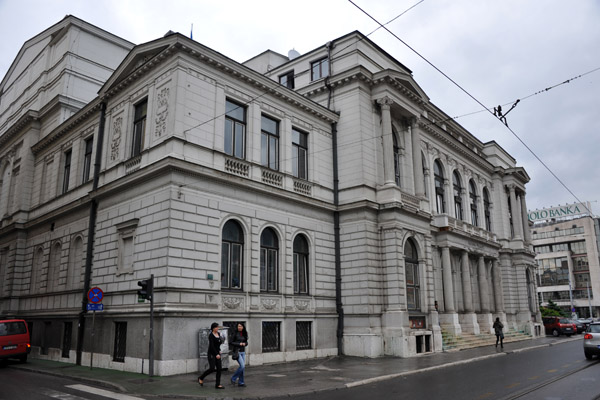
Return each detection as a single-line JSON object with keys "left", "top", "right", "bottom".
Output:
{"left": 493, "top": 317, "right": 504, "bottom": 348}
{"left": 230, "top": 323, "right": 249, "bottom": 387}
{"left": 198, "top": 322, "right": 225, "bottom": 389}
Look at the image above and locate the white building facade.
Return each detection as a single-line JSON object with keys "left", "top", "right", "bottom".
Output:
{"left": 0, "top": 17, "right": 539, "bottom": 376}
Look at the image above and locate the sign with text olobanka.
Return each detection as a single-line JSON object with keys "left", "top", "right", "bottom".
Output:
{"left": 528, "top": 201, "right": 592, "bottom": 222}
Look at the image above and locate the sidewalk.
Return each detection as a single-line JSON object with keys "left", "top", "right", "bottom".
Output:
{"left": 12, "top": 336, "right": 580, "bottom": 400}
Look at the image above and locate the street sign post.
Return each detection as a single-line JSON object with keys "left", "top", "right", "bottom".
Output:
{"left": 87, "top": 287, "right": 104, "bottom": 370}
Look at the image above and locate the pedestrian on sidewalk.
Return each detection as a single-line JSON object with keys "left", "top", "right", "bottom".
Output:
{"left": 493, "top": 317, "right": 504, "bottom": 348}
{"left": 230, "top": 322, "right": 249, "bottom": 387}
{"left": 198, "top": 322, "right": 225, "bottom": 389}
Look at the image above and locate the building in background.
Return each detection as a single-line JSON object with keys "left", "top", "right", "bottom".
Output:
{"left": 0, "top": 16, "right": 539, "bottom": 376}
{"left": 529, "top": 202, "right": 600, "bottom": 318}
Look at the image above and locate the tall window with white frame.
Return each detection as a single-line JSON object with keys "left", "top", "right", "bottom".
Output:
{"left": 483, "top": 188, "right": 492, "bottom": 231}
{"left": 469, "top": 180, "right": 478, "bottom": 226}
{"left": 393, "top": 129, "right": 402, "bottom": 187}
{"left": 260, "top": 228, "right": 278, "bottom": 292}
{"left": 453, "top": 171, "right": 463, "bottom": 220}
{"left": 507, "top": 191, "right": 514, "bottom": 237}
{"left": 82, "top": 137, "right": 93, "bottom": 183}
{"left": 434, "top": 160, "right": 446, "bottom": 214}
{"left": 61, "top": 149, "right": 72, "bottom": 194}
{"left": 311, "top": 57, "right": 329, "bottom": 81}
{"left": 293, "top": 235, "right": 309, "bottom": 294}
{"left": 224, "top": 99, "right": 246, "bottom": 159}
{"left": 261, "top": 115, "right": 279, "bottom": 170}
{"left": 131, "top": 99, "right": 147, "bottom": 158}
{"left": 405, "top": 239, "right": 420, "bottom": 310}
{"left": 221, "top": 220, "right": 243, "bottom": 290}
{"left": 292, "top": 128, "right": 308, "bottom": 179}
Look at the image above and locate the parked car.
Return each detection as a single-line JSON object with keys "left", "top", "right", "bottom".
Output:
{"left": 583, "top": 322, "right": 600, "bottom": 359}
{"left": 578, "top": 319, "right": 592, "bottom": 331}
{"left": 542, "top": 316, "right": 576, "bottom": 337}
{"left": 0, "top": 319, "right": 30, "bottom": 363}
{"left": 570, "top": 319, "right": 586, "bottom": 334}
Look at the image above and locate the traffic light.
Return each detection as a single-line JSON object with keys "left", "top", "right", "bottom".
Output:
{"left": 137, "top": 278, "right": 153, "bottom": 301}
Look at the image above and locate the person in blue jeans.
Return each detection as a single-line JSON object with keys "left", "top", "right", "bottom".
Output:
{"left": 230, "top": 323, "right": 248, "bottom": 386}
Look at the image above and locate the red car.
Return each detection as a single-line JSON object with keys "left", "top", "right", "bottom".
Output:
{"left": 0, "top": 319, "right": 31, "bottom": 362}
{"left": 542, "top": 316, "right": 576, "bottom": 337}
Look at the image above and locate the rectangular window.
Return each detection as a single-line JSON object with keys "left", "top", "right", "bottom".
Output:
{"left": 260, "top": 248, "right": 278, "bottom": 292}
{"left": 261, "top": 115, "right": 279, "bottom": 170}
{"left": 221, "top": 242, "right": 242, "bottom": 290}
{"left": 311, "top": 57, "right": 329, "bottom": 81}
{"left": 224, "top": 99, "right": 246, "bottom": 159}
{"left": 279, "top": 70, "right": 295, "bottom": 89}
{"left": 223, "top": 321, "right": 246, "bottom": 344}
{"left": 296, "top": 321, "right": 312, "bottom": 350}
{"left": 62, "top": 322, "right": 72, "bottom": 358}
{"left": 82, "top": 137, "right": 93, "bottom": 182}
{"left": 116, "top": 219, "right": 138, "bottom": 275}
{"left": 113, "top": 322, "right": 127, "bottom": 362}
{"left": 62, "top": 150, "right": 72, "bottom": 194}
{"left": 293, "top": 252, "right": 308, "bottom": 294}
{"left": 131, "top": 100, "right": 147, "bottom": 158}
{"left": 262, "top": 321, "right": 280, "bottom": 353}
{"left": 292, "top": 128, "right": 308, "bottom": 179}
{"left": 570, "top": 241, "right": 586, "bottom": 254}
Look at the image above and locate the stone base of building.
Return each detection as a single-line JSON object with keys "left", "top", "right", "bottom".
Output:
{"left": 439, "top": 312, "right": 462, "bottom": 336}
{"left": 459, "top": 312, "right": 480, "bottom": 334}
{"left": 477, "top": 313, "right": 493, "bottom": 334}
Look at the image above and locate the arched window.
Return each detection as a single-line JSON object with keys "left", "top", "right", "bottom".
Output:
{"left": 393, "top": 128, "right": 401, "bottom": 187}
{"left": 260, "top": 227, "right": 279, "bottom": 292}
{"left": 68, "top": 236, "right": 84, "bottom": 289}
{"left": 469, "top": 179, "right": 478, "bottom": 226}
{"left": 222, "top": 220, "right": 244, "bottom": 290}
{"left": 31, "top": 247, "right": 43, "bottom": 294}
{"left": 48, "top": 242, "right": 62, "bottom": 292}
{"left": 293, "top": 235, "right": 309, "bottom": 294}
{"left": 483, "top": 188, "right": 492, "bottom": 231}
{"left": 434, "top": 160, "right": 446, "bottom": 214}
{"left": 405, "top": 239, "right": 420, "bottom": 310}
{"left": 453, "top": 171, "right": 463, "bottom": 220}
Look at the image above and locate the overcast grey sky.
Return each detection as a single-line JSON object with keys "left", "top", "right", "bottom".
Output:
{"left": 1, "top": 0, "right": 599, "bottom": 213}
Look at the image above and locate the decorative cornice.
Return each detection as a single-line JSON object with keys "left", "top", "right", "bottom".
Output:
{"left": 0, "top": 110, "right": 39, "bottom": 148}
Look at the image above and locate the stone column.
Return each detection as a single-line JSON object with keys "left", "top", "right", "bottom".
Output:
{"left": 493, "top": 260, "right": 504, "bottom": 313}
{"left": 509, "top": 185, "right": 523, "bottom": 239}
{"left": 461, "top": 251, "right": 473, "bottom": 312}
{"left": 520, "top": 192, "right": 532, "bottom": 243}
{"left": 411, "top": 119, "right": 425, "bottom": 197}
{"left": 442, "top": 247, "right": 455, "bottom": 312}
{"left": 378, "top": 97, "right": 395, "bottom": 186}
{"left": 478, "top": 256, "right": 490, "bottom": 312}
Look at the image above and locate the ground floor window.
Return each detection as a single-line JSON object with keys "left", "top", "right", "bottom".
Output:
{"left": 262, "top": 321, "right": 280, "bottom": 353}
{"left": 223, "top": 320, "right": 246, "bottom": 344}
{"left": 296, "top": 321, "right": 312, "bottom": 350}
{"left": 113, "top": 322, "right": 127, "bottom": 362}
{"left": 61, "top": 322, "right": 72, "bottom": 358}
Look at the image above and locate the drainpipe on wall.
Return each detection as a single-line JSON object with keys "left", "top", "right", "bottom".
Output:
{"left": 332, "top": 121, "right": 344, "bottom": 355}
{"left": 76, "top": 101, "right": 106, "bottom": 365}
{"left": 325, "top": 41, "right": 334, "bottom": 109}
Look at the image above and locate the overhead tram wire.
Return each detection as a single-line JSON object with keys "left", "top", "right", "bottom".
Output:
{"left": 347, "top": 0, "right": 593, "bottom": 215}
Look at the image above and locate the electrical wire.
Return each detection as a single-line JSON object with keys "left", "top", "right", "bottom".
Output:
{"left": 347, "top": 0, "right": 593, "bottom": 215}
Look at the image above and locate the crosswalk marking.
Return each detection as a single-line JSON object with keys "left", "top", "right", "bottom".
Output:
{"left": 66, "top": 384, "right": 146, "bottom": 400}
{"left": 41, "top": 389, "right": 87, "bottom": 400}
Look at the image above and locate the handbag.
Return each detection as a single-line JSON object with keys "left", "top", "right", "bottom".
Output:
{"left": 232, "top": 347, "right": 239, "bottom": 360}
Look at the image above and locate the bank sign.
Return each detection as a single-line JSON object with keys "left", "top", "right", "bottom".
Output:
{"left": 528, "top": 202, "right": 591, "bottom": 222}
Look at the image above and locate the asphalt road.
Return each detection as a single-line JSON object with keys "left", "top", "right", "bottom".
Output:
{"left": 275, "top": 339, "right": 600, "bottom": 400}
{"left": 0, "top": 365, "right": 148, "bottom": 400}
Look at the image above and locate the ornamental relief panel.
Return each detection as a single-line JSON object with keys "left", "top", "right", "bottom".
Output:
{"left": 260, "top": 297, "right": 280, "bottom": 311}
{"left": 222, "top": 296, "right": 244, "bottom": 310}
{"left": 111, "top": 116, "right": 123, "bottom": 161}
{"left": 155, "top": 87, "right": 169, "bottom": 137}
{"left": 294, "top": 299, "right": 311, "bottom": 312}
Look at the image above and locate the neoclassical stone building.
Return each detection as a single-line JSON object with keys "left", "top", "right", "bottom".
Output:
{"left": 0, "top": 16, "right": 539, "bottom": 375}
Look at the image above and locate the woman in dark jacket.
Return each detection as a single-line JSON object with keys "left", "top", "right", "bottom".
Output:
{"left": 230, "top": 323, "right": 248, "bottom": 386}
{"left": 198, "top": 322, "right": 224, "bottom": 389}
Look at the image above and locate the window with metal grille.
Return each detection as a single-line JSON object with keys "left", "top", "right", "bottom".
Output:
{"left": 296, "top": 321, "right": 312, "bottom": 350}
{"left": 262, "top": 321, "right": 280, "bottom": 353}
{"left": 62, "top": 322, "right": 72, "bottom": 358}
{"left": 113, "top": 322, "right": 127, "bottom": 362}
